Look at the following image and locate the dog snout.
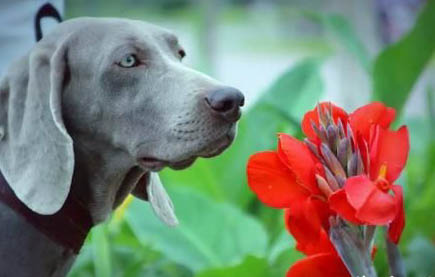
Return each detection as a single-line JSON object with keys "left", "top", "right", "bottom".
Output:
{"left": 204, "top": 87, "right": 244, "bottom": 122}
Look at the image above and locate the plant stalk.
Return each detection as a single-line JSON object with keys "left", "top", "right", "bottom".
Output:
{"left": 330, "top": 219, "right": 377, "bottom": 277}
{"left": 385, "top": 235, "right": 406, "bottom": 277}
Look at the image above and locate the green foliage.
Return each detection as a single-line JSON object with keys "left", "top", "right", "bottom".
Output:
{"left": 92, "top": 225, "right": 112, "bottom": 277}
{"left": 195, "top": 256, "right": 271, "bottom": 277}
{"left": 125, "top": 188, "right": 268, "bottom": 272}
{"left": 373, "top": 0, "right": 435, "bottom": 115}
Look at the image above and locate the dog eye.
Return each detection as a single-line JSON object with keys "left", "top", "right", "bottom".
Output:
{"left": 178, "top": 49, "right": 186, "bottom": 60}
{"left": 119, "top": 54, "right": 139, "bottom": 68}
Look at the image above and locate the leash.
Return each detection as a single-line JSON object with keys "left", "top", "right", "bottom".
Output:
{"left": 0, "top": 172, "right": 93, "bottom": 254}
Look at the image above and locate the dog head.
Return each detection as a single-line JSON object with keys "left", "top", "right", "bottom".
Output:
{"left": 0, "top": 17, "right": 243, "bottom": 216}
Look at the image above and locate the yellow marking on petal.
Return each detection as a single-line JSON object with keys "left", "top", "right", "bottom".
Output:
{"left": 113, "top": 194, "right": 134, "bottom": 222}
{"left": 379, "top": 164, "right": 387, "bottom": 179}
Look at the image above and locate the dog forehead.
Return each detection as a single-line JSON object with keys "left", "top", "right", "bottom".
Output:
{"left": 44, "top": 17, "right": 176, "bottom": 44}
{"left": 80, "top": 18, "right": 175, "bottom": 41}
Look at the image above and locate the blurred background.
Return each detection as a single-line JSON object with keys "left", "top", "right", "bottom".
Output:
{"left": 17, "top": 0, "right": 435, "bottom": 276}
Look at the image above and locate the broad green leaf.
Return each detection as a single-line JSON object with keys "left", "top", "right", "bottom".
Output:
{"left": 92, "top": 225, "right": 112, "bottom": 277}
{"left": 195, "top": 256, "right": 270, "bottom": 277}
{"left": 401, "top": 116, "right": 435, "bottom": 242}
{"left": 270, "top": 249, "right": 304, "bottom": 277}
{"left": 372, "top": 0, "right": 435, "bottom": 114}
{"left": 67, "top": 245, "right": 94, "bottom": 277}
{"left": 160, "top": 158, "right": 225, "bottom": 202}
{"left": 268, "top": 230, "right": 295, "bottom": 262}
{"left": 261, "top": 58, "right": 324, "bottom": 120}
{"left": 266, "top": 231, "right": 304, "bottom": 277}
{"left": 125, "top": 187, "right": 268, "bottom": 272}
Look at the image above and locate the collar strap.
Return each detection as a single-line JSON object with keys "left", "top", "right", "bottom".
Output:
{"left": 0, "top": 172, "right": 93, "bottom": 254}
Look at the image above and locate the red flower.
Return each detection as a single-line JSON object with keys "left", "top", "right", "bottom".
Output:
{"left": 247, "top": 131, "right": 349, "bottom": 275}
{"left": 286, "top": 252, "right": 349, "bottom": 277}
{"left": 246, "top": 101, "right": 409, "bottom": 275}
{"left": 247, "top": 133, "right": 322, "bottom": 209}
{"left": 349, "top": 102, "right": 396, "bottom": 142}
{"left": 247, "top": 133, "right": 332, "bottom": 249}
{"left": 301, "top": 102, "right": 348, "bottom": 144}
{"left": 329, "top": 106, "right": 408, "bottom": 241}
{"left": 284, "top": 197, "right": 334, "bottom": 255}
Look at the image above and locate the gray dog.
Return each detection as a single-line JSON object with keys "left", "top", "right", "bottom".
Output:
{"left": 0, "top": 17, "right": 243, "bottom": 276}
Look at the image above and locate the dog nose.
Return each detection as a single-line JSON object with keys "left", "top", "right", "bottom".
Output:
{"left": 205, "top": 87, "right": 244, "bottom": 122}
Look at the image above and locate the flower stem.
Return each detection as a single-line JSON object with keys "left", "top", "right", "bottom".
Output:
{"left": 330, "top": 219, "right": 377, "bottom": 277}
{"left": 364, "top": 225, "right": 376, "bottom": 248}
{"left": 385, "top": 235, "right": 406, "bottom": 277}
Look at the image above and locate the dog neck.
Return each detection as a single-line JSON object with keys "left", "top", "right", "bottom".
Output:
{"left": 0, "top": 173, "right": 92, "bottom": 253}
{"left": 0, "top": 171, "right": 91, "bottom": 276}
{"left": 69, "top": 133, "right": 145, "bottom": 223}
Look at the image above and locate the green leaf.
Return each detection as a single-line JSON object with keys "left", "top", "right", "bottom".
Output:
{"left": 125, "top": 188, "right": 268, "bottom": 272}
{"left": 372, "top": 0, "right": 435, "bottom": 114}
{"left": 67, "top": 245, "right": 94, "bottom": 277}
{"left": 92, "top": 225, "right": 112, "bottom": 277}
{"left": 195, "top": 256, "right": 270, "bottom": 277}
{"left": 261, "top": 58, "right": 324, "bottom": 120}
{"left": 268, "top": 230, "right": 295, "bottom": 262}
{"left": 270, "top": 249, "right": 304, "bottom": 277}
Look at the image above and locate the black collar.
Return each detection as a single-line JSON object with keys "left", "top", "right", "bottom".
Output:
{"left": 0, "top": 172, "right": 93, "bottom": 254}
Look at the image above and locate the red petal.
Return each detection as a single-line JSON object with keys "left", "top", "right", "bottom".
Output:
{"left": 284, "top": 197, "right": 334, "bottom": 255}
{"left": 247, "top": 151, "right": 309, "bottom": 208}
{"left": 350, "top": 102, "right": 396, "bottom": 142}
{"left": 286, "top": 253, "right": 350, "bottom": 277}
{"left": 278, "top": 134, "right": 320, "bottom": 194}
{"left": 301, "top": 102, "right": 348, "bottom": 143}
{"left": 329, "top": 189, "right": 363, "bottom": 224}
{"left": 356, "top": 134, "right": 370, "bottom": 173}
{"left": 344, "top": 175, "right": 376, "bottom": 209}
{"left": 370, "top": 126, "right": 409, "bottom": 183}
{"left": 355, "top": 187, "right": 398, "bottom": 225}
{"left": 388, "top": 185, "right": 405, "bottom": 244}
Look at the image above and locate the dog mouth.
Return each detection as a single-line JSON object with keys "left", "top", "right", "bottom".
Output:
{"left": 137, "top": 156, "right": 197, "bottom": 171}
{"left": 138, "top": 130, "right": 235, "bottom": 171}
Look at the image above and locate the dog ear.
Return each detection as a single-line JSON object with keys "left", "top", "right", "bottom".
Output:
{"left": 0, "top": 36, "right": 74, "bottom": 215}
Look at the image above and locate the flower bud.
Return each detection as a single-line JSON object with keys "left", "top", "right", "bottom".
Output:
{"left": 317, "top": 104, "right": 328, "bottom": 127}
{"left": 337, "top": 119, "right": 346, "bottom": 139}
{"left": 327, "top": 125, "right": 338, "bottom": 153}
{"left": 320, "top": 143, "right": 347, "bottom": 179}
{"left": 323, "top": 165, "right": 340, "bottom": 191}
{"left": 347, "top": 152, "right": 358, "bottom": 177}
{"left": 311, "top": 121, "right": 328, "bottom": 143}
{"left": 304, "top": 138, "right": 321, "bottom": 160}
{"left": 356, "top": 149, "right": 365, "bottom": 175}
{"left": 316, "top": 174, "right": 333, "bottom": 197}
{"left": 337, "top": 138, "right": 349, "bottom": 168}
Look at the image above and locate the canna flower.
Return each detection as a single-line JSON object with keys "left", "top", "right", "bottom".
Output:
{"left": 247, "top": 101, "right": 409, "bottom": 275}
{"left": 327, "top": 104, "right": 408, "bottom": 243}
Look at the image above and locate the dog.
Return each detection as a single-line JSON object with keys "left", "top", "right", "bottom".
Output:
{"left": 0, "top": 17, "right": 243, "bottom": 277}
